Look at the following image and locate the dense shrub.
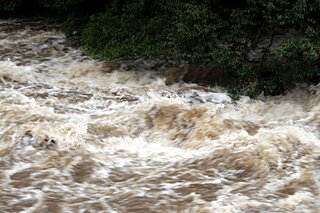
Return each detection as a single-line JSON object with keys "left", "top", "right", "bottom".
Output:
{"left": 0, "top": 0, "right": 105, "bottom": 16}
{"left": 0, "top": 0, "right": 22, "bottom": 11}
{"left": 77, "top": 0, "right": 319, "bottom": 96}
{"left": 37, "top": 0, "right": 85, "bottom": 10}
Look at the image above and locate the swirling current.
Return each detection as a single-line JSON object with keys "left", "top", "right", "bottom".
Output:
{"left": 0, "top": 19, "right": 319, "bottom": 213}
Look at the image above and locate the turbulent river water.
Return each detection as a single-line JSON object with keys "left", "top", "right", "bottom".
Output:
{"left": 0, "top": 19, "right": 320, "bottom": 213}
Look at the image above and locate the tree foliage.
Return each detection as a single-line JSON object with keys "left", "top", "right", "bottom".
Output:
{"left": 0, "top": 0, "right": 22, "bottom": 11}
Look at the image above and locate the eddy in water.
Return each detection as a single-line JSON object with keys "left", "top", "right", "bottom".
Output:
{"left": 0, "top": 19, "right": 319, "bottom": 212}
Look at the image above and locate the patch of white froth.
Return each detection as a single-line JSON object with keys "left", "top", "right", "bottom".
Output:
{"left": 277, "top": 191, "right": 318, "bottom": 211}
{"left": 88, "top": 136, "right": 203, "bottom": 162}
{"left": 50, "top": 116, "right": 90, "bottom": 149}
{"left": 0, "top": 60, "right": 35, "bottom": 83}
{"left": 180, "top": 89, "right": 231, "bottom": 104}
{"left": 66, "top": 64, "right": 166, "bottom": 89}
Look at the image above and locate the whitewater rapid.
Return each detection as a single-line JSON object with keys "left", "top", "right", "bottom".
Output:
{"left": 0, "top": 19, "right": 319, "bottom": 212}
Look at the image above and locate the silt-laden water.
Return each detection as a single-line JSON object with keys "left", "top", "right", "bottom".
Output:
{"left": 0, "top": 19, "right": 319, "bottom": 212}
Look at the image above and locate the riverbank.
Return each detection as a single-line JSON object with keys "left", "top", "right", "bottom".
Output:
{"left": 1, "top": 0, "right": 319, "bottom": 97}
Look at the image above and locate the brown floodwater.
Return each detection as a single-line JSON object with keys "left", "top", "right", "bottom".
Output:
{"left": 0, "top": 19, "right": 319, "bottom": 212}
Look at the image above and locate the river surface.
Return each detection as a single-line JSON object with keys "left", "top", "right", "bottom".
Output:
{"left": 0, "top": 19, "right": 320, "bottom": 213}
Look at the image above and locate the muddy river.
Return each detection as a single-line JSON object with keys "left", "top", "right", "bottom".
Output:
{"left": 0, "top": 19, "right": 319, "bottom": 212}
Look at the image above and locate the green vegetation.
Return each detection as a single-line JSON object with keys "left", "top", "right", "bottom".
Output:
{"left": 1, "top": 0, "right": 319, "bottom": 97}
{"left": 0, "top": 0, "right": 22, "bottom": 11}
